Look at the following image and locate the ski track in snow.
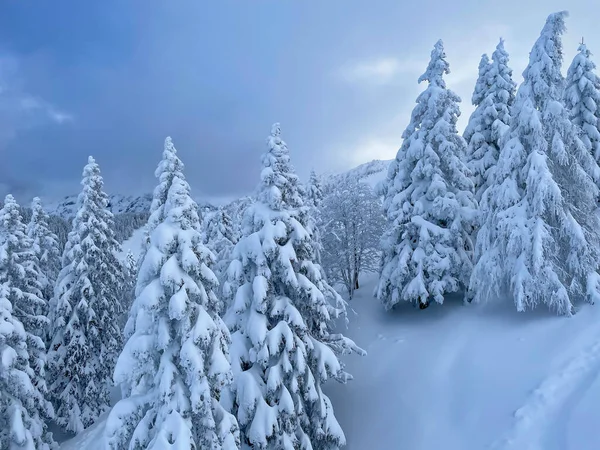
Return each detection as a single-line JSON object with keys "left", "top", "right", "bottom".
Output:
{"left": 491, "top": 331, "right": 600, "bottom": 450}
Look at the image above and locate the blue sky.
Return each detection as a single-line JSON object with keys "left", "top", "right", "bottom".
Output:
{"left": 0, "top": 1, "right": 597, "bottom": 203}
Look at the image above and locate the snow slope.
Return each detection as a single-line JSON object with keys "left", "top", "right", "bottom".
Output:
{"left": 116, "top": 226, "right": 146, "bottom": 262}
{"left": 62, "top": 272, "right": 600, "bottom": 449}
{"left": 44, "top": 193, "right": 153, "bottom": 219}
{"left": 323, "top": 159, "right": 391, "bottom": 191}
{"left": 325, "top": 275, "right": 600, "bottom": 450}
{"left": 59, "top": 413, "right": 107, "bottom": 450}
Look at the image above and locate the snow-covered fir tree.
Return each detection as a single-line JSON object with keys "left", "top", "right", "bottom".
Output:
{"left": 124, "top": 137, "right": 194, "bottom": 341}
{"left": 564, "top": 42, "right": 600, "bottom": 165}
{"left": 471, "top": 54, "right": 492, "bottom": 106}
{"left": 224, "top": 123, "right": 364, "bottom": 450}
{"left": 0, "top": 285, "right": 54, "bottom": 450}
{"left": 305, "top": 170, "right": 324, "bottom": 264}
{"left": 118, "top": 249, "right": 137, "bottom": 329}
{"left": 47, "top": 157, "right": 124, "bottom": 432}
{"left": 204, "top": 206, "right": 237, "bottom": 288}
{"left": 27, "top": 197, "right": 61, "bottom": 309}
{"left": 227, "top": 196, "right": 255, "bottom": 240}
{"left": 464, "top": 39, "right": 517, "bottom": 202}
{"left": 0, "top": 195, "right": 56, "bottom": 450}
{"left": 124, "top": 249, "right": 137, "bottom": 288}
{"left": 471, "top": 12, "right": 600, "bottom": 315}
{"left": 306, "top": 170, "right": 324, "bottom": 208}
{"left": 375, "top": 40, "right": 476, "bottom": 310}
{"left": 104, "top": 137, "right": 240, "bottom": 450}
{"left": 139, "top": 136, "right": 186, "bottom": 262}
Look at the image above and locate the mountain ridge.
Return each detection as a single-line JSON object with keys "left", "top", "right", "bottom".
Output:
{"left": 42, "top": 159, "right": 392, "bottom": 219}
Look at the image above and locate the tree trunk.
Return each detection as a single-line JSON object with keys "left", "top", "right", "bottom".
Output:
{"left": 353, "top": 271, "right": 359, "bottom": 290}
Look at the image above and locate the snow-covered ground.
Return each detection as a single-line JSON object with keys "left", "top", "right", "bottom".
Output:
{"left": 116, "top": 226, "right": 146, "bottom": 261}
{"left": 60, "top": 271, "right": 600, "bottom": 449}
{"left": 326, "top": 275, "right": 600, "bottom": 450}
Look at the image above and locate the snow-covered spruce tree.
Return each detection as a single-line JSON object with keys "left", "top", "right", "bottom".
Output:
{"left": 0, "top": 285, "right": 52, "bottom": 450}
{"left": 124, "top": 249, "right": 137, "bottom": 290}
{"left": 118, "top": 249, "right": 137, "bottom": 330}
{"left": 306, "top": 170, "right": 324, "bottom": 208}
{"left": 565, "top": 42, "right": 600, "bottom": 165}
{"left": 121, "top": 137, "right": 187, "bottom": 342}
{"left": 47, "top": 156, "right": 124, "bottom": 432}
{"left": 0, "top": 195, "right": 56, "bottom": 450}
{"left": 226, "top": 196, "right": 255, "bottom": 241}
{"left": 27, "top": 197, "right": 61, "bottom": 309}
{"left": 139, "top": 136, "right": 186, "bottom": 262}
{"left": 47, "top": 214, "right": 70, "bottom": 254}
{"left": 471, "top": 12, "right": 600, "bottom": 315}
{"left": 375, "top": 40, "right": 476, "bottom": 310}
{"left": 224, "top": 123, "right": 364, "bottom": 450}
{"left": 104, "top": 137, "right": 239, "bottom": 450}
{"left": 464, "top": 39, "right": 517, "bottom": 202}
{"left": 204, "top": 206, "right": 237, "bottom": 285}
{"left": 305, "top": 169, "right": 324, "bottom": 264}
{"left": 472, "top": 54, "right": 492, "bottom": 106}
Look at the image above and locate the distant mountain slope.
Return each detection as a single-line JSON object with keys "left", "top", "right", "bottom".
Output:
{"left": 44, "top": 193, "right": 217, "bottom": 220}
{"left": 323, "top": 159, "right": 391, "bottom": 191}
{"left": 44, "top": 193, "right": 153, "bottom": 219}
{"left": 41, "top": 159, "right": 393, "bottom": 220}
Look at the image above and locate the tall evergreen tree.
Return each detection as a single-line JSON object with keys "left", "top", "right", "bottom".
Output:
{"left": 0, "top": 195, "right": 56, "bottom": 450}
{"left": 47, "top": 157, "right": 124, "bottom": 432}
{"left": 118, "top": 250, "right": 137, "bottom": 331}
{"left": 464, "top": 39, "right": 517, "bottom": 202}
{"left": 471, "top": 54, "right": 492, "bottom": 106}
{"left": 306, "top": 170, "right": 324, "bottom": 208}
{"left": 105, "top": 137, "right": 239, "bottom": 450}
{"left": 139, "top": 136, "right": 185, "bottom": 261}
{"left": 305, "top": 170, "right": 324, "bottom": 264}
{"left": 375, "top": 40, "right": 476, "bottom": 310}
{"left": 471, "top": 12, "right": 600, "bottom": 315}
{"left": 204, "top": 206, "right": 237, "bottom": 284}
{"left": 564, "top": 42, "right": 600, "bottom": 166}
{"left": 27, "top": 197, "right": 61, "bottom": 311}
{"left": 224, "top": 123, "right": 363, "bottom": 449}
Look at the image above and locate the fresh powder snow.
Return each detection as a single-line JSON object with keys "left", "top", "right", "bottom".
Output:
{"left": 59, "top": 272, "right": 600, "bottom": 450}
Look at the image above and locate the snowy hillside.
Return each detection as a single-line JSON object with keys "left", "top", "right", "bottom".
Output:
{"left": 116, "top": 226, "right": 146, "bottom": 261}
{"left": 329, "top": 275, "right": 600, "bottom": 450}
{"left": 60, "top": 272, "right": 600, "bottom": 449}
{"left": 324, "top": 159, "right": 391, "bottom": 190}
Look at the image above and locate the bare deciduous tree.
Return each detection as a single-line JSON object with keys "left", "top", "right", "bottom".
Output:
{"left": 321, "top": 178, "right": 385, "bottom": 299}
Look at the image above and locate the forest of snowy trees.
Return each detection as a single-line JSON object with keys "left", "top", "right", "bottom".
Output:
{"left": 4, "top": 9, "right": 600, "bottom": 450}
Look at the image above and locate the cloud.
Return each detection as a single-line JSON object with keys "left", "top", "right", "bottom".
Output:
{"left": 346, "top": 136, "right": 399, "bottom": 165}
{"left": 0, "top": 53, "right": 73, "bottom": 146}
{"left": 329, "top": 112, "right": 409, "bottom": 171}
{"left": 18, "top": 95, "right": 73, "bottom": 124}
{"left": 339, "top": 57, "right": 423, "bottom": 85}
{"left": 47, "top": 108, "right": 73, "bottom": 124}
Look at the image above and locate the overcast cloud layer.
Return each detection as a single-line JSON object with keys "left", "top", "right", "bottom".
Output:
{"left": 0, "top": 1, "right": 597, "bottom": 203}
